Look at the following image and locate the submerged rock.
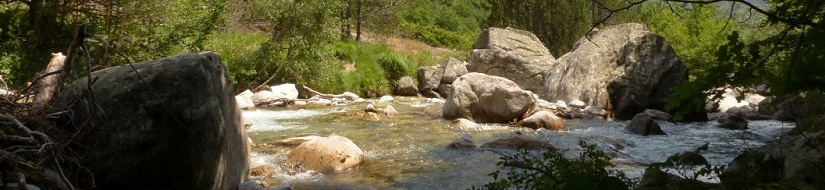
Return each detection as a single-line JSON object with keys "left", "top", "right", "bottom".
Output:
{"left": 626, "top": 113, "right": 667, "bottom": 135}
{"left": 60, "top": 52, "right": 249, "bottom": 189}
{"left": 450, "top": 118, "right": 484, "bottom": 131}
{"left": 718, "top": 115, "right": 748, "bottom": 130}
{"left": 468, "top": 27, "right": 555, "bottom": 93}
{"left": 480, "top": 136, "right": 555, "bottom": 151}
{"left": 542, "top": 23, "right": 690, "bottom": 120}
{"left": 442, "top": 73, "right": 536, "bottom": 123}
{"left": 287, "top": 135, "right": 365, "bottom": 173}
{"left": 515, "top": 110, "right": 565, "bottom": 131}
{"left": 447, "top": 133, "right": 476, "bottom": 149}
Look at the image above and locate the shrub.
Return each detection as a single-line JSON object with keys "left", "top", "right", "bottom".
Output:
{"left": 473, "top": 141, "right": 634, "bottom": 190}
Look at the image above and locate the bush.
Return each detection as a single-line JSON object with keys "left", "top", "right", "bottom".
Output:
{"left": 473, "top": 141, "right": 634, "bottom": 190}
{"left": 377, "top": 52, "right": 412, "bottom": 84}
{"left": 204, "top": 31, "right": 269, "bottom": 92}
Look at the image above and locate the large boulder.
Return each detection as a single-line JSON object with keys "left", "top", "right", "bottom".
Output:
{"left": 542, "top": 23, "right": 689, "bottom": 120}
{"left": 440, "top": 57, "right": 468, "bottom": 84}
{"left": 468, "top": 27, "right": 555, "bottom": 93}
{"left": 394, "top": 76, "right": 419, "bottom": 96}
{"left": 287, "top": 135, "right": 365, "bottom": 173}
{"left": 721, "top": 130, "right": 825, "bottom": 189}
{"left": 442, "top": 73, "right": 536, "bottom": 123}
{"left": 236, "top": 89, "right": 255, "bottom": 109}
{"left": 60, "top": 52, "right": 249, "bottom": 189}
{"left": 417, "top": 66, "right": 443, "bottom": 92}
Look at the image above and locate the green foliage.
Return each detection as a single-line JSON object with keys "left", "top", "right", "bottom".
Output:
{"left": 486, "top": 0, "right": 594, "bottom": 56}
{"left": 396, "top": 0, "right": 490, "bottom": 50}
{"left": 473, "top": 141, "right": 634, "bottom": 190}
{"left": 204, "top": 30, "right": 269, "bottom": 91}
{"left": 377, "top": 52, "right": 413, "bottom": 84}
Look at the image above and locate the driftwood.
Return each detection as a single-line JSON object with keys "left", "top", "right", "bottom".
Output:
{"left": 302, "top": 85, "right": 359, "bottom": 101}
{"left": 32, "top": 53, "right": 67, "bottom": 113}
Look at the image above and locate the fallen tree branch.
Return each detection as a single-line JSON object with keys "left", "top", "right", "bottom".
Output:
{"left": 0, "top": 114, "right": 50, "bottom": 144}
{"left": 302, "top": 85, "right": 358, "bottom": 101}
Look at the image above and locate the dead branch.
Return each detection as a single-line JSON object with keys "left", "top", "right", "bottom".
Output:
{"left": 0, "top": 114, "right": 50, "bottom": 144}
{"left": 302, "top": 85, "right": 358, "bottom": 101}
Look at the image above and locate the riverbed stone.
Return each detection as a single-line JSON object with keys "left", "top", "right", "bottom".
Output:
{"left": 450, "top": 118, "right": 484, "bottom": 131}
{"left": 468, "top": 27, "right": 555, "bottom": 93}
{"left": 442, "top": 73, "right": 536, "bottom": 123}
{"left": 60, "top": 52, "right": 249, "bottom": 189}
{"left": 287, "top": 135, "right": 365, "bottom": 173}
{"left": 515, "top": 110, "right": 564, "bottom": 131}
{"left": 718, "top": 115, "right": 748, "bottom": 130}
{"left": 270, "top": 83, "right": 299, "bottom": 100}
{"left": 447, "top": 133, "right": 476, "bottom": 149}
{"left": 383, "top": 105, "right": 399, "bottom": 115}
{"left": 677, "top": 151, "right": 709, "bottom": 165}
{"left": 542, "top": 23, "right": 691, "bottom": 120}
{"left": 644, "top": 109, "right": 672, "bottom": 121}
{"left": 395, "top": 76, "right": 418, "bottom": 96}
{"left": 236, "top": 90, "right": 255, "bottom": 110}
{"left": 626, "top": 113, "right": 667, "bottom": 135}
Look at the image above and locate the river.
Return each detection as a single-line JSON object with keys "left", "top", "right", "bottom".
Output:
{"left": 243, "top": 96, "right": 794, "bottom": 189}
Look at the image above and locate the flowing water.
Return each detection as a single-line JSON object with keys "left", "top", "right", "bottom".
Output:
{"left": 243, "top": 97, "right": 794, "bottom": 190}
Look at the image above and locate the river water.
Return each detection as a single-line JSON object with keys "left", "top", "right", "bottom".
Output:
{"left": 243, "top": 97, "right": 794, "bottom": 189}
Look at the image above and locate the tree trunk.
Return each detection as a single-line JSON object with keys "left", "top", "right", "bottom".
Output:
{"left": 33, "top": 53, "right": 67, "bottom": 112}
{"left": 356, "top": 0, "right": 362, "bottom": 42}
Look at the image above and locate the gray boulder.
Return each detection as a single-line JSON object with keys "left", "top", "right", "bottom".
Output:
{"left": 718, "top": 115, "right": 748, "bottom": 130}
{"left": 468, "top": 27, "right": 555, "bottom": 93}
{"left": 626, "top": 113, "right": 667, "bottom": 135}
{"left": 440, "top": 57, "right": 468, "bottom": 84}
{"left": 644, "top": 109, "right": 673, "bottom": 121}
{"left": 443, "top": 73, "right": 536, "bottom": 123}
{"left": 417, "top": 66, "right": 442, "bottom": 92}
{"left": 542, "top": 23, "right": 689, "bottom": 120}
{"left": 394, "top": 76, "right": 418, "bottom": 96}
{"left": 60, "top": 52, "right": 249, "bottom": 189}
{"left": 447, "top": 133, "right": 476, "bottom": 149}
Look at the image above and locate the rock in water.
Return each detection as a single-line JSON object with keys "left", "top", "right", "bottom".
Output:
{"left": 417, "top": 66, "right": 443, "bottom": 92}
{"left": 718, "top": 115, "right": 748, "bottom": 130}
{"left": 236, "top": 89, "right": 255, "bottom": 109}
{"left": 383, "top": 105, "right": 399, "bottom": 115}
{"left": 394, "top": 76, "right": 419, "bottom": 96}
{"left": 626, "top": 113, "right": 667, "bottom": 136}
{"left": 440, "top": 57, "right": 468, "bottom": 84}
{"left": 480, "top": 136, "right": 555, "bottom": 150}
{"left": 287, "top": 135, "right": 365, "bottom": 173}
{"left": 644, "top": 109, "right": 673, "bottom": 121}
{"left": 516, "top": 110, "right": 565, "bottom": 131}
{"left": 447, "top": 133, "right": 476, "bottom": 149}
{"left": 442, "top": 73, "right": 536, "bottom": 123}
{"left": 468, "top": 27, "right": 555, "bottom": 93}
{"left": 542, "top": 23, "right": 691, "bottom": 120}
{"left": 60, "top": 52, "right": 249, "bottom": 189}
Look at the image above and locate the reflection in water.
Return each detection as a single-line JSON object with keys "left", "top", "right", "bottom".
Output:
{"left": 244, "top": 97, "right": 794, "bottom": 189}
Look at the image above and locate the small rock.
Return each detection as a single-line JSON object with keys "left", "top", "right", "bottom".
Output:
{"left": 354, "top": 98, "right": 366, "bottom": 103}
{"left": 644, "top": 109, "right": 672, "bottom": 121}
{"left": 342, "top": 92, "right": 360, "bottom": 101}
{"left": 677, "top": 151, "right": 709, "bottom": 165}
{"left": 515, "top": 110, "right": 565, "bottom": 131}
{"left": 447, "top": 133, "right": 476, "bottom": 149}
{"left": 480, "top": 136, "right": 555, "bottom": 150}
{"left": 584, "top": 106, "right": 608, "bottom": 116}
{"left": 428, "top": 98, "right": 446, "bottom": 103}
{"left": 249, "top": 165, "right": 274, "bottom": 177}
{"left": 239, "top": 181, "right": 265, "bottom": 190}
{"left": 383, "top": 105, "right": 399, "bottom": 115}
{"left": 422, "top": 90, "right": 442, "bottom": 99}
{"left": 294, "top": 100, "right": 307, "bottom": 106}
{"left": 718, "top": 115, "right": 748, "bottom": 130}
{"left": 378, "top": 95, "right": 394, "bottom": 103}
{"left": 626, "top": 113, "right": 667, "bottom": 136}
{"left": 569, "top": 100, "right": 586, "bottom": 109}
{"left": 287, "top": 135, "right": 365, "bottom": 173}
{"left": 308, "top": 99, "right": 332, "bottom": 106}
{"left": 451, "top": 118, "right": 483, "bottom": 131}
{"left": 555, "top": 100, "right": 569, "bottom": 109}
{"left": 395, "top": 76, "right": 419, "bottom": 96}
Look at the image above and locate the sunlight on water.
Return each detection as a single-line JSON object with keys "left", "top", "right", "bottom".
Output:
{"left": 243, "top": 96, "right": 795, "bottom": 189}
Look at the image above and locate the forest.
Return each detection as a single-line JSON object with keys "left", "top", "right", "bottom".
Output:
{"left": 1, "top": 0, "right": 824, "bottom": 189}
